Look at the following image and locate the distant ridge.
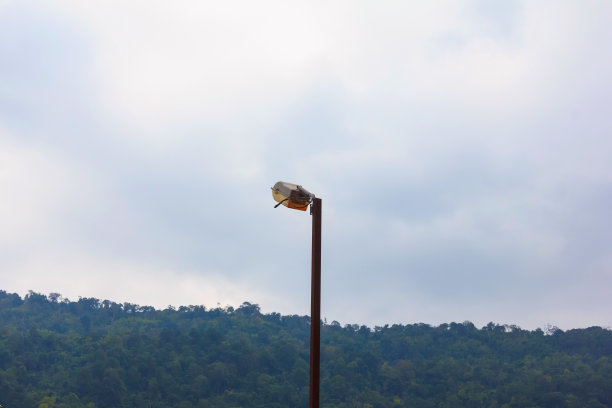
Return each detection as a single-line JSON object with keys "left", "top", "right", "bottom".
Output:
{"left": 1, "top": 289, "right": 611, "bottom": 407}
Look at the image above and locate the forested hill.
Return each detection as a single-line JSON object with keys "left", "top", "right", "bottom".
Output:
{"left": 1, "top": 290, "right": 611, "bottom": 408}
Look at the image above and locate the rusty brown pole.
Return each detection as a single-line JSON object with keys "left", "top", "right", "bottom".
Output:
{"left": 309, "top": 197, "right": 322, "bottom": 408}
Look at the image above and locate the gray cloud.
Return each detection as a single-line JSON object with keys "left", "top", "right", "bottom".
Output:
{"left": 1, "top": 1, "right": 611, "bottom": 330}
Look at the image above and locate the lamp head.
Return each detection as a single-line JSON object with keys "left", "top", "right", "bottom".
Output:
{"left": 271, "top": 181, "right": 314, "bottom": 211}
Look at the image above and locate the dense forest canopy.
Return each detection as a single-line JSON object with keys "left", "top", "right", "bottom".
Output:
{"left": 1, "top": 290, "right": 611, "bottom": 408}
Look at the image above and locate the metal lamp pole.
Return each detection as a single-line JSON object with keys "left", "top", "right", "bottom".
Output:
{"left": 309, "top": 197, "right": 322, "bottom": 408}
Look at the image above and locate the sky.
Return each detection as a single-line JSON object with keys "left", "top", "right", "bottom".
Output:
{"left": 1, "top": 0, "right": 611, "bottom": 331}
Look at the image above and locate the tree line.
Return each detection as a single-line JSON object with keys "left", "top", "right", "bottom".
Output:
{"left": 1, "top": 290, "right": 611, "bottom": 407}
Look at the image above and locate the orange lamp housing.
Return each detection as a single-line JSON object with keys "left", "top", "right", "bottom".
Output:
{"left": 271, "top": 181, "right": 314, "bottom": 211}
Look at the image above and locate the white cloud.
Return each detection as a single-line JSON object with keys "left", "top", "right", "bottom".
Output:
{"left": 0, "top": 129, "right": 75, "bottom": 246}
{"left": 55, "top": 1, "right": 325, "bottom": 132}
{"left": 6, "top": 249, "right": 266, "bottom": 310}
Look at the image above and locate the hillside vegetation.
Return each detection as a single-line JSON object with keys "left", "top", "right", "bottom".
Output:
{"left": 1, "top": 290, "right": 611, "bottom": 408}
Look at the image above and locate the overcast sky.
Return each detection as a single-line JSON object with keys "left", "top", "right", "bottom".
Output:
{"left": 1, "top": 0, "right": 611, "bottom": 330}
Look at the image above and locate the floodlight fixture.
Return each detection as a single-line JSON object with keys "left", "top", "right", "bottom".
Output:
{"left": 271, "top": 181, "right": 314, "bottom": 211}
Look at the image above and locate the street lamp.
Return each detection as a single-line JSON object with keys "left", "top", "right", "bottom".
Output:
{"left": 271, "top": 181, "right": 322, "bottom": 408}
